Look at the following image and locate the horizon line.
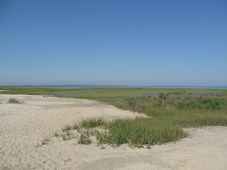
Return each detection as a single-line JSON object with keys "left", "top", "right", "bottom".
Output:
{"left": 1, "top": 84, "right": 227, "bottom": 89}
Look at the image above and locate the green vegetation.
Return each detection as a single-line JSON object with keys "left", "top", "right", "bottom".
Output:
{"left": 96, "top": 119, "right": 186, "bottom": 146}
{"left": 80, "top": 119, "right": 106, "bottom": 129}
{"left": 78, "top": 131, "right": 92, "bottom": 145}
{"left": 1, "top": 87, "right": 227, "bottom": 146}
{"left": 1, "top": 86, "right": 226, "bottom": 99}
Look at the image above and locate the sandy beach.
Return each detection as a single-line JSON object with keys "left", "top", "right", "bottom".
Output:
{"left": 0, "top": 94, "right": 227, "bottom": 170}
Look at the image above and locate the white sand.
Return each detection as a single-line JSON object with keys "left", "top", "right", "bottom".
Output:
{"left": 0, "top": 94, "right": 227, "bottom": 170}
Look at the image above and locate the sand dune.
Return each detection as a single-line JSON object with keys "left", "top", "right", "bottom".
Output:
{"left": 0, "top": 94, "right": 227, "bottom": 170}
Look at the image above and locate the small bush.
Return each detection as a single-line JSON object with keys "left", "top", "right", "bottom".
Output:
{"left": 96, "top": 130, "right": 110, "bottom": 144}
{"left": 78, "top": 131, "right": 92, "bottom": 144}
{"left": 8, "top": 98, "right": 22, "bottom": 104}
{"left": 62, "top": 125, "right": 73, "bottom": 132}
{"left": 41, "top": 138, "right": 50, "bottom": 146}
{"left": 126, "top": 97, "right": 138, "bottom": 112}
{"left": 80, "top": 119, "right": 106, "bottom": 129}
{"left": 58, "top": 123, "right": 80, "bottom": 141}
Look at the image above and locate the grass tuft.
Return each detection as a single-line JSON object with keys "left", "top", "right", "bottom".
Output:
{"left": 96, "top": 118, "right": 186, "bottom": 146}
{"left": 80, "top": 119, "right": 106, "bottom": 129}
{"left": 78, "top": 130, "right": 92, "bottom": 144}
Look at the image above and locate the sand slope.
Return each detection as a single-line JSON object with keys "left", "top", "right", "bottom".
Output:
{"left": 0, "top": 94, "right": 227, "bottom": 170}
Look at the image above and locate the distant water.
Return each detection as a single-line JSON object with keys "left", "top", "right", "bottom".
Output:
{"left": 3, "top": 84, "right": 227, "bottom": 89}
{"left": 6, "top": 85, "right": 127, "bottom": 89}
{"left": 130, "top": 85, "right": 227, "bottom": 89}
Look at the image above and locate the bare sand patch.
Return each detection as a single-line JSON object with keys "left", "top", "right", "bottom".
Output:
{"left": 0, "top": 94, "right": 227, "bottom": 170}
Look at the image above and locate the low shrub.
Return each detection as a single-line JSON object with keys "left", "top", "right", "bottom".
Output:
{"left": 177, "top": 98, "right": 226, "bottom": 110}
{"left": 96, "top": 118, "right": 186, "bottom": 146}
{"left": 80, "top": 119, "right": 106, "bottom": 129}
{"left": 78, "top": 131, "right": 92, "bottom": 144}
{"left": 8, "top": 98, "right": 22, "bottom": 104}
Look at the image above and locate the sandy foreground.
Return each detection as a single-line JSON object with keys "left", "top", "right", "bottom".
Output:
{"left": 0, "top": 95, "right": 227, "bottom": 170}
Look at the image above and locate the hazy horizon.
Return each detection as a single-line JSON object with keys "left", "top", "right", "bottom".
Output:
{"left": 0, "top": 83, "right": 227, "bottom": 89}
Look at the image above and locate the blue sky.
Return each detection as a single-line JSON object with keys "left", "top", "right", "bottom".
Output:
{"left": 0, "top": 0, "right": 226, "bottom": 86}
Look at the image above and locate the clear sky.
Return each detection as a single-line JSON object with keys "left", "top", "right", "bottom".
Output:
{"left": 0, "top": 0, "right": 226, "bottom": 86}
